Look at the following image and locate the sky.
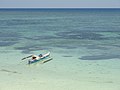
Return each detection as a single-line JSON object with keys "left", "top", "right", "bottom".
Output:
{"left": 0, "top": 0, "right": 120, "bottom": 8}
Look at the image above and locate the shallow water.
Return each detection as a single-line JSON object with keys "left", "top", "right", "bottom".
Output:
{"left": 0, "top": 8, "right": 120, "bottom": 90}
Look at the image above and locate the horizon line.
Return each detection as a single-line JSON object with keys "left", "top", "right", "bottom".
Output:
{"left": 0, "top": 7, "right": 120, "bottom": 8}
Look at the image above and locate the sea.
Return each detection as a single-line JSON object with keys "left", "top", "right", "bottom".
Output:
{"left": 0, "top": 8, "right": 120, "bottom": 90}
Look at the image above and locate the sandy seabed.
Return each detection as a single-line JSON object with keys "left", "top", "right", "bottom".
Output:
{"left": 0, "top": 50, "right": 120, "bottom": 90}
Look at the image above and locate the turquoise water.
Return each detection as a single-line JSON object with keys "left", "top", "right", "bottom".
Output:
{"left": 0, "top": 8, "right": 120, "bottom": 90}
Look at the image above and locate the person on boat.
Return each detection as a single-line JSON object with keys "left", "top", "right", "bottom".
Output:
{"left": 32, "top": 56, "right": 36, "bottom": 61}
{"left": 39, "top": 54, "right": 43, "bottom": 57}
{"left": 31, "top": 55, "right": 40, "bottom": 61}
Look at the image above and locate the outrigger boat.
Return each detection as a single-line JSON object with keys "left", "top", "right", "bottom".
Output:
{"left": 22, "top": 52, "right": 52, "bottom": 64}
{"left": 28, "top": 52, "right": 51, "bottom": 64}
